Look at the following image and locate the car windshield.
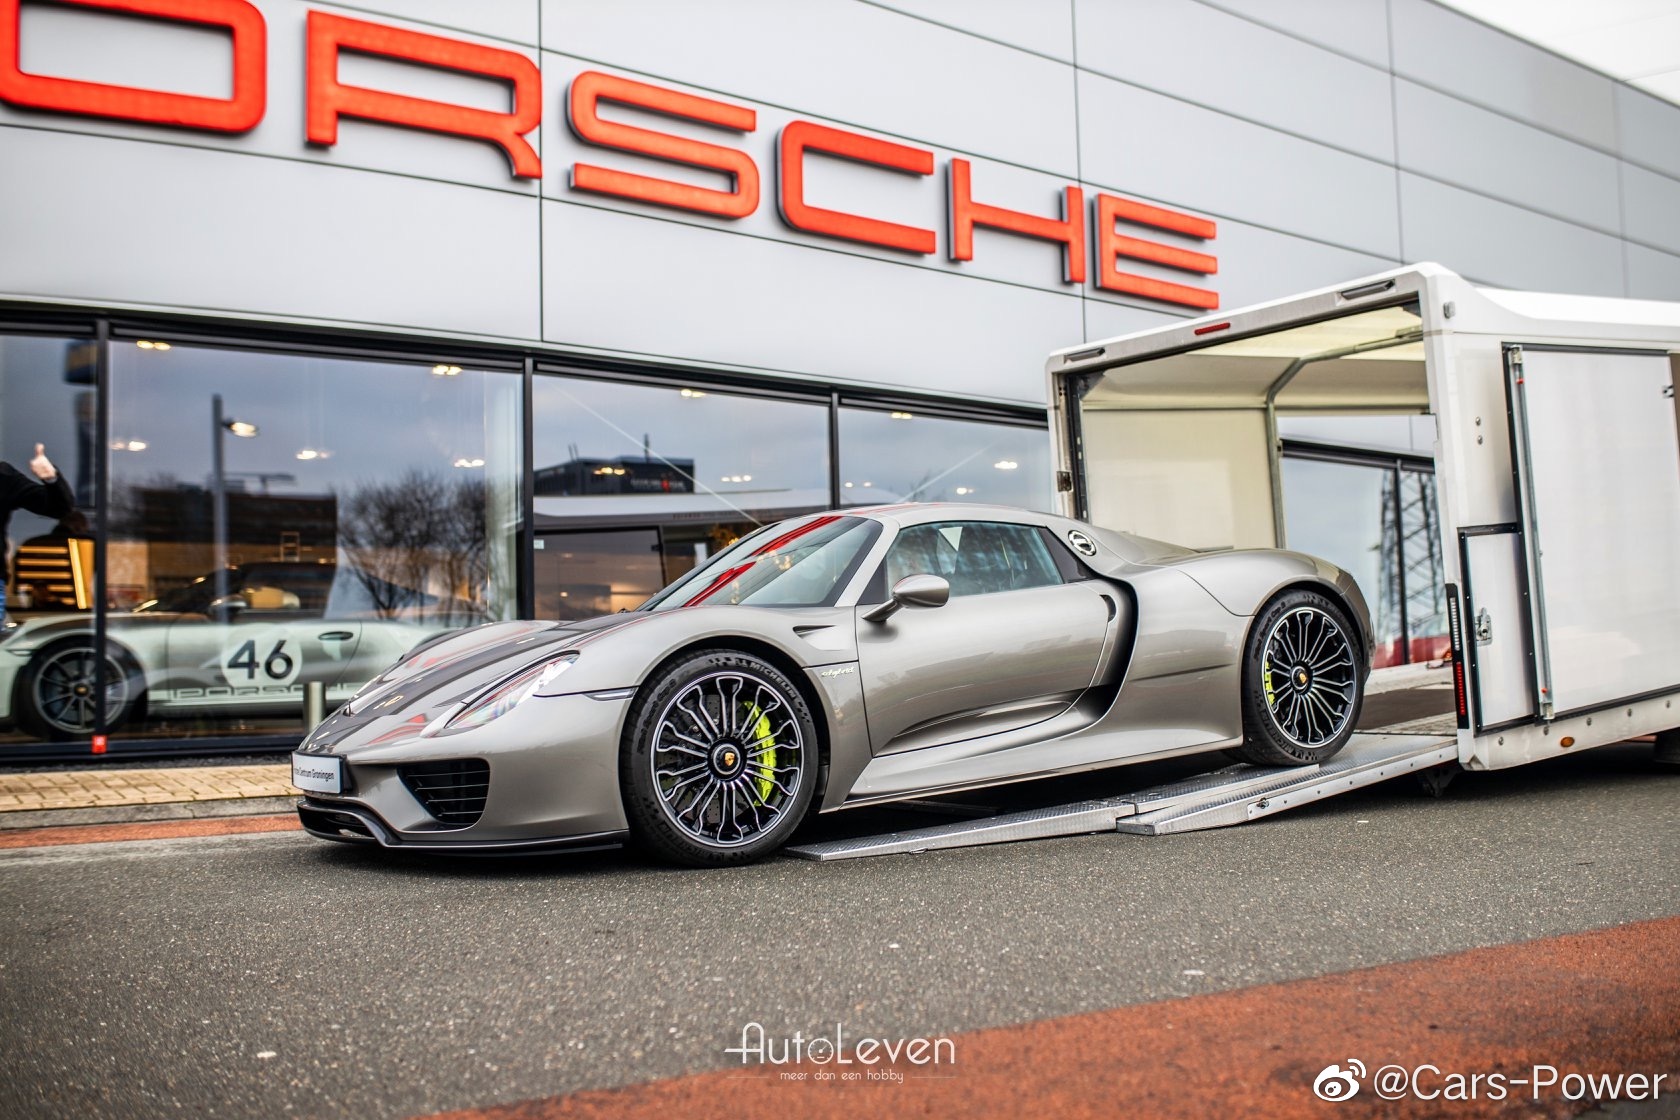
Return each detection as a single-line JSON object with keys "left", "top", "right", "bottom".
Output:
{"left": 641, "top": 515, "right": 880, "bottom": 611}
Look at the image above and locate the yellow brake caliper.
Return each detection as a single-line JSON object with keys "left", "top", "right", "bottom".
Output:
{"left": 746, "top": 703, "right": 776, "bottom": 803}
{"left": 1262, "top": 655, "right": 1276, "bottom": 711}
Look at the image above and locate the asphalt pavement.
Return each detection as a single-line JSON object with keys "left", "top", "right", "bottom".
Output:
{"left": 0, "top": 743, "right": 1675, "bottom": 1119}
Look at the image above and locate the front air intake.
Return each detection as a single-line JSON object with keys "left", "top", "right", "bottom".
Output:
{"left": 398, "top": 759, "right": 490, "bottom": 826}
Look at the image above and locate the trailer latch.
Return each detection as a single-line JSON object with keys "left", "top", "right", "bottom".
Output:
{"left": 1055, "top": 470, "right": 1074, "bottom": 493}
{"left": 1475, "top": 608, "right": 1493, "bottom": 646}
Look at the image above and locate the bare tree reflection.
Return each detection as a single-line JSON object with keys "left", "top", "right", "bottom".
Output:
{"left": 336, "top": 470, "right": 486, "bottom": 621}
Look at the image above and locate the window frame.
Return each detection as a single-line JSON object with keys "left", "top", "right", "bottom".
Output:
{"left": 863, "top": 518, "right": 1073, "bottom": 603}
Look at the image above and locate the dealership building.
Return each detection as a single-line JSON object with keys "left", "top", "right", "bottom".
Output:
{"left": 0, "top": 0, "right": 1677, "bottom": 755}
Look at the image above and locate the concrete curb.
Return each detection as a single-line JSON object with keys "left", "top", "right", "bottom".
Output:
{"left": 0, "top": 795, "right": 299, "bottom": 830}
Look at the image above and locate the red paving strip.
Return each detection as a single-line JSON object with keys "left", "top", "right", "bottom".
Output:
{"left": 432, "top": 916, "right": 1680, "bottom": 1120}
{"left": 0, "top": 813, "right": 300, "bottom": 849}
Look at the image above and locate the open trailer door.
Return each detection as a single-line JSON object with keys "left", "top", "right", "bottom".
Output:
{"left": 1503, "top": 344, "right": 1680, "bottom": 721}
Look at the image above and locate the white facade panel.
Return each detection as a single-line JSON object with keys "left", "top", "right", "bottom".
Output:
{"left": 1081, "top": 300, "right": 1187, "bottom": 345}
{"left": 1626, "top": 244, "right": 1680, "bottom": 302}
{"left": 539, "top": 200, "right": 1080, "bottom": 404}
{"left": 0, "top": 128, "right": 541, "bottom": 339}
{"left": 327, "top": 0, "right": 539, "bottom": 45}
{"left": 1077, "top": 71, "right": 1401, "bottom": 259}
{"left": 1615, "top": 85, "right": 1680, "bottom": 180}
{"left": 1389, "top": 0, "right": 1617, "bottom": 151}
{"left": 1394, "top": 80, "right": 1621, "bottom": 234}
{"left": 1398, "top": 173, "right": 1625, "bottom": 296}
{"left": 1197, "top": 0, "right": 1391, "bottom": 68}
{"left": 870, "top": 0, "right": 1075, "bottom": 62}
{"left": 1074, "top": 0, "right": 1395, "bottom": 162}
{"left": 2, "top": 0, "right": 546, "bottom": 195}
{"left": 1621, "top": 164, "right": 1680, "bottom": 257}
{"left": 539, "top": 0, "right": 1080, "bottom": 177}
{"left": 1179, "top": 218, "right": 1398, "bottom": 311}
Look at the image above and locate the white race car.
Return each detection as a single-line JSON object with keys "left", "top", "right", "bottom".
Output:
{"left": 0, "top": 562, "right": 477, "bottom": 739}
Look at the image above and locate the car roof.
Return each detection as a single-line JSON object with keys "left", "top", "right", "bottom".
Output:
{"left": 843, "top": 502, "right": 1064, "bottom": 530}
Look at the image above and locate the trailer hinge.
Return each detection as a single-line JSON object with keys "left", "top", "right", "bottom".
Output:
{"left": 1054, "top": 470, "right": 1074, "bottom": 493}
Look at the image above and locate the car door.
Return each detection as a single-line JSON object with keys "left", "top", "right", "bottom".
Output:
{"left": 163, "top": 568, "right": 361, "bottom": 712}
{"left": 854, "top": 520, "right": 1112, "bottom": 754}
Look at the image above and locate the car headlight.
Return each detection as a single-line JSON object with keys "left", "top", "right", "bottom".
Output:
{"left": 443, "top": 655, "right": 578, "bottom": 731}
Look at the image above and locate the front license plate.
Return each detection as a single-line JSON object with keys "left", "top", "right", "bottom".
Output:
{"left": 291, "top": 753, "right": 345, "bottom": 795}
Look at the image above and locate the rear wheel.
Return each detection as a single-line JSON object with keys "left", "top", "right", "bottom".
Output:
{"left": 15, "top": 639, "right": 143, "bottom": 741}
{"left": 620, "top": 650, "right": 819, "bottom": 867}
{"left": 1230, "top": 590, "right": 1363, "bottom": 766}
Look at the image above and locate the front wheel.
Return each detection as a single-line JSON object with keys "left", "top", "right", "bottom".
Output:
{"left": 1230, "top": 590, "right": 1364, "bottom": 766}
{"left": 620, "top": 650, "right": 819, "bottom": 867}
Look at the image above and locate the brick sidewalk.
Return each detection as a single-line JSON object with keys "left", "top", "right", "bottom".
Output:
{"left": 0, "top": 764, "right": 296, "bottom": 812}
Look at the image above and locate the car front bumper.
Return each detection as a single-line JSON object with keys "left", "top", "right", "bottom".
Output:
{"left": 295, "top": 690, "right": 634, "bottom": 850}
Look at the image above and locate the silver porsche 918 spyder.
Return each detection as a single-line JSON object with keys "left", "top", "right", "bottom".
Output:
{"left": 294, "top": 504, "right": 1372, "bottom": 865}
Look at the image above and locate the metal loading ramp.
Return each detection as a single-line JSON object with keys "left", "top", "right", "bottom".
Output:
{"left": 783, "top": 733, "right": 1455, "bottom": 861}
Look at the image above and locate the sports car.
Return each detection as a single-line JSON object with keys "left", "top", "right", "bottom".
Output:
{"left": 295, "top": 504, "right": 1372, "bottom": 865}
{"left": 0, "top": 562, "right": 477, "bottom": 739}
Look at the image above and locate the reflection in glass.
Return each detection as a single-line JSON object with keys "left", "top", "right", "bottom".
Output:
{"left": 0, "top": 336, "right": 100, "bottom": 745}
{"left": 838, "top": 408, "right": 1050, "bottom": 511}
{"left": 643, "top": 516, "right": 879, "bottom": 611}
{"left": 531, "top": 375, "right": 831, "bottom": 614}
{"left": 1281, "top": 457, "right": 1405, "bottom": 667}
{"left": 534, "top": 530, "right": 663, "bottom": 619}
{"left": 95, "top": 342, "right": 521, "bottom": 741}
{"left": 1399, "top": 470, "right": 1447, "bottom": 661}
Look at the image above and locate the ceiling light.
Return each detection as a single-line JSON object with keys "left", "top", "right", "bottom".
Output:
{"left": 680, "top": 388, "right": 707, "bottom": 398}
{"left": 993, "top": 460, "right": 1018, "bottom": 470}
{"left": 431, "top": 364, "right": 462, "bottom": 376}
{"left": 108, "top": 439, "right": 147, "bottom": 452}
{"left": 225, "top": 420, "right": 258, "bottom": 438}
{"left": 890, "top": 411, "right": 913, "bottom": 420}
{"left": 955, "top": 486, "right": 972, "bottom": 495}
{"left": 135, "top": 340, "right": 171, "bottom": 350}
{"left": 295, "top": 448, "right": 332, "bottom": 461}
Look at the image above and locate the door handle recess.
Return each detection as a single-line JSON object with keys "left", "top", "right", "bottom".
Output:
{"left": 318, "top": 631, "right": 354, "bottom": 641}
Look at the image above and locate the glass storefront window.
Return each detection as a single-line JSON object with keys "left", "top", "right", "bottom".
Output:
{"left": 531, "top": 374, "right": 831, "bottom": 615}
{"left": 78, "top": 341, "right": 523, "bottom": 743}
{"left": 0, "top": 335, "right": 99, "bottom": 746}
{"left": 837, "top": 407, "right": 1050, "bottom": 511}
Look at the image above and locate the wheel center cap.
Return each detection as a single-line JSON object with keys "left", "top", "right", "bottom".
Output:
{"left": 710, "top": 741, "right": 745, "bottom": 779}
{"left": 72, "top": 684, "right": 90, "bottom": 697}
{"left": 1293, "top": 665, "right": 1312, "bottom": 691}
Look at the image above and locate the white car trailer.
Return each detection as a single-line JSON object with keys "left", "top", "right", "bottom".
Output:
{"left": 787, "top": 263, "right": 1679, "bottom": 860}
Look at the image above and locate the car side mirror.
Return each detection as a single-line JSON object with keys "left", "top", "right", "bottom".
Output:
{"left": 862, "top": 573, "right": 950, "bottom": 624}
{"left": 209, "top": 594, "right": 249, "bottom": 619}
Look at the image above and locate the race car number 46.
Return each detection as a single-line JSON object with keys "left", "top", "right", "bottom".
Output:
{"left": 291, "top": 753, "right": 344, "bottom": 795}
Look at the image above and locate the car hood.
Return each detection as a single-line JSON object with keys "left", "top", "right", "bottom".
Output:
{"left": 296, "top": 614, "right": 644, "bottom": 756}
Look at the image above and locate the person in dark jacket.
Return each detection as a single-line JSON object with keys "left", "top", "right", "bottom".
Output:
{"left": 1, "top": 444, "right": 75, "bottom": 622}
